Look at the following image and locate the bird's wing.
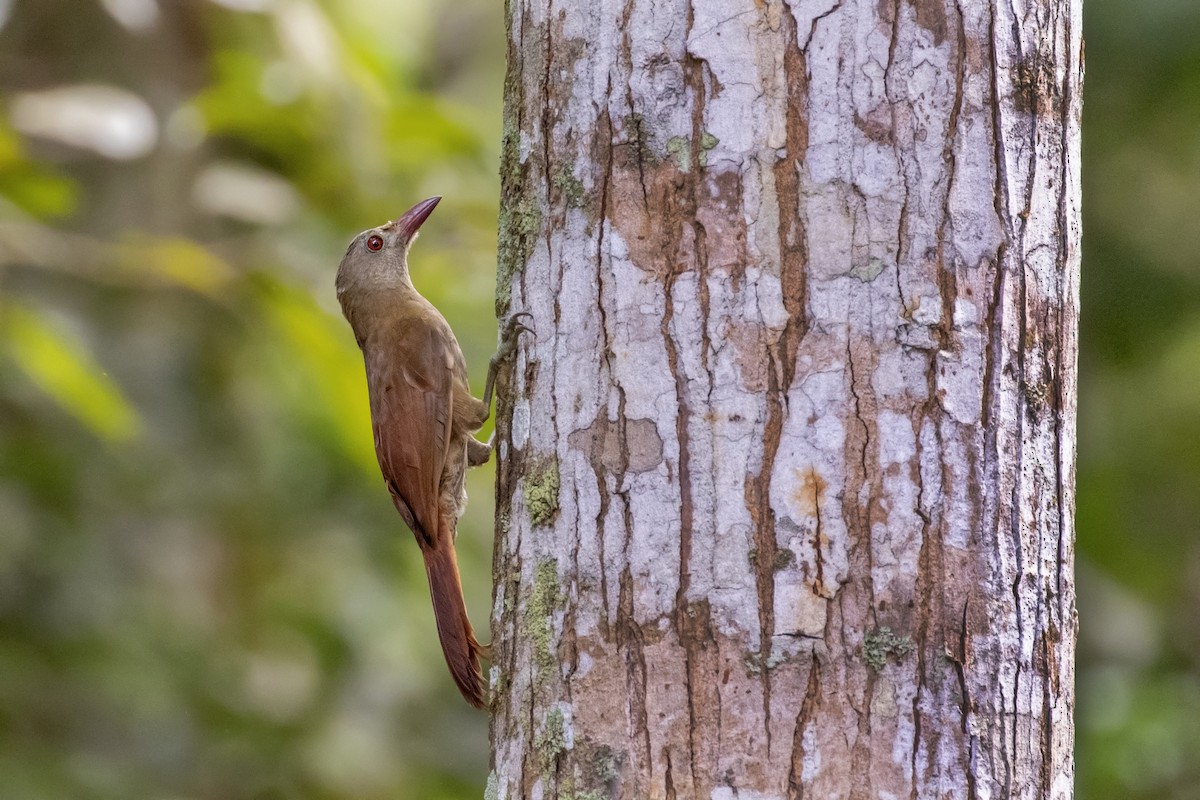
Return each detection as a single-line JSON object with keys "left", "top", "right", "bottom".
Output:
{"left": 365, "top": 316, "right": 487, "bottom": 708}
{"left": 367, "top": 320, "right": 455, "bottom": 549}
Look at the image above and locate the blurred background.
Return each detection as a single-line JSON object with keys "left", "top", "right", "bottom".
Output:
{"left": 0, "top": 0, "right": 503, "bottom": 797}
{"left": 0, "top": 0, "right": 1194, "bottom": 798}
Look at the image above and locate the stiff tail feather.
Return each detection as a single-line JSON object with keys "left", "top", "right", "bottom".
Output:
{"left": 422, "top": 531, "right": 486, "bottom": 709}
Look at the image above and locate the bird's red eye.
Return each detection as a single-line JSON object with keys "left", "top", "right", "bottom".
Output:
{"left": 366, "top": 234, "right": 384, "bottom": 252}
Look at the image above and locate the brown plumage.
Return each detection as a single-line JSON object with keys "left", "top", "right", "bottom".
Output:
{"left": 335, "top": 197, "right": 528, "bottom": 709}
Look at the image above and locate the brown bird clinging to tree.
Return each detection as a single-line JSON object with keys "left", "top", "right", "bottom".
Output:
{"left": 335, "top": 196, "right": 530, "bottom": 708}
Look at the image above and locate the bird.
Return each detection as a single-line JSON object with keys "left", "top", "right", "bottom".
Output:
{"left": 335, "top": 196, "right": 530, "bottom": 708}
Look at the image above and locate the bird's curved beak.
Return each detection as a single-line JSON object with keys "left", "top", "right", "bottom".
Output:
{"left": 394, "top": 196, "right": 441, "bottom": 241}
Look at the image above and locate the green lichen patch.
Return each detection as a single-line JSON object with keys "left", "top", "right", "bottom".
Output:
{"left": 773, "top": 547, "right": 796, "bottom": 571}
{"left": 496, "top": 92, "right": 531, "bottom": 316}
{"left": 527, "top": 558, "right": 561, "bottom": 677}
{"left": 557, "top": 740, "right": 617, "bottom": 800}
{"left": 622, "top": 113, "right": 652, "bottom": 162}
{"left": 523, "top": 457, "right": 560, "bottom": 527}
{"left": 587, "top": 743, "right": 618, "bottom": 784}
{"left": 535, "top": 706, "right": 568, "bottom": 774}
{"left": 666, "top": 135, "right": 691, "bottom": 172}
{"left": 553, "top": 167, "right": 586, "bottom": 209}
{"left": 484, "top": 770, "right": 501, "bottom": 800}
{"left": 563, "top": 787, "right": 608, "bottom": 800}
{"left": 666, "top": 131, "right": 720, "bottom": 172}
{"left": 500, "top": 117, "right": 522, "bottom": 187}
{"left": 864, "top": 626, "right": 913, "bottom": 671}
{"left": 849, "top": 257, "right": 886, "bottom": 282}
{"left": 512, "top": 196, "right": 540, "bottom": 237}
{"left": 743, "top": 649, "right": 786, "bottom": 676}
{"left": 502, "top": 573, "right": 518, "bottom": 614}
{"left": 496, "top": 195, "right": 540, "bottom": 315}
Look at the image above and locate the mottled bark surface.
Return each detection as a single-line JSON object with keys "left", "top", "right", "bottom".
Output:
{"left": 488, "top": 1, "right": 1081, "bottom": 798}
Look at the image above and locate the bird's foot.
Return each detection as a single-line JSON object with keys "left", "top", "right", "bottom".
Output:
{"left": 495, "top": 312, "right": 534, "bottom": 363}
{"left": 467, "top": 435, "right": 492, "bottom": 467}
{"left": 482, "top": 312, "right": 535, "bottom": 409}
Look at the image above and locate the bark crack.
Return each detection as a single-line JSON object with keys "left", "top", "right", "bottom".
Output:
{"left": 617, "top": 559, "right": 652, "bottom": 793}
{"left": 619, "top": 0, "right": 649, "bottom": 206}
{"left": 591, "top": 77, "right": 619, "bottom": 639}
{"left": 786, "top": 653, "right": 822, "bottom": 799}
{"left": 540, "top": 0, "right": 554, "bottom": 207}
{"left": 951, "top": 599, "right": 979, "bottom": 800}
{"left": 797, "top": 0, "right": 844, "bottom": 52}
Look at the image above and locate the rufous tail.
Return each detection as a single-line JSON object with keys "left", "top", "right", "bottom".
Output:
{"left": 422, "top": 528, "right": 486, "bottom": 709}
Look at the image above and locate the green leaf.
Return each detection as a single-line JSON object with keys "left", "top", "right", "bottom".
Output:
{"left": 116, "top": 234, "right": 237, "bottom": 297}
{"left": 253, "top": 278, "right": 375, "bottom": 474}
{"left": 2, "top": 304, "right": 140, "bottom": 442}
{"left": 0, "top": 121, "right": 79, "bottom": 218}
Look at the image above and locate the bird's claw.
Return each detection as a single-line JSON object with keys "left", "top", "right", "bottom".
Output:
{"left": 482, "top": 313, "right": 534, "bottom": 410}
{"left": 487, "top": 311, "right": 535, "bottom": 391}
{"left": 496, "top": 312, "right": 535, "bottom": 359}
{"left": 505, "top": 311, "right": 535, "bottom": 340}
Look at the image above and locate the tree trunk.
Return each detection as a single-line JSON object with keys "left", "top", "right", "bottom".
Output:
{"left": 488, "top": 1, "right": 1081, "bottom": 798}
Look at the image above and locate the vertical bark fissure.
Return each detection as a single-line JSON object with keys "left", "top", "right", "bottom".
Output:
{"left": 911, "top": 411, "right": 939, "bottom": 793}
{"left": 1008, "top": 11, "right": 1046, "bottom": 784}
{"left": 663, "top": 241, "right": 701, "bottom": 792}
{"left": 619, "top": 0, "right": 648, "bottom": 207}
{"left": 752, "top": 0, "right": 815, "bottom": 740}
{"left": 884, "top": 0, "right": 911, "bottom": 321}
{"left": 956, "top": 600, "right": 979, "bottom": 800}
{"left": 984, "top": 4, "right": 1017, "bottom": 788}
{"left": 887, "top": 20, "right": 965, "bottom": 785}
{"left": 1051, "top": 7, "right": 1077, "bottom": 623}
{"left": 844, "top": 336, "right": 874, "bottom": 600}
{"left": 539, "top": 17, "right": 571, "bottom": 784}
{"left": 843, "top": 335, "right": 877, "bottom": 800}
{"left": 539, "top": 0, "right": 555, "bottom": 209}
{"left": 935, "top": 1, "right": 967, "bottom": 345}
{"left": 657, "top": 100, "right": 704, "bottom": 781}
{"left": 750, "top": 363, "right": 782, "bottom": 751}
{"left": 617, "top": 561, "right": 652, "bottom": 791}
{"left": 675, "top": 4, "right": 715, "bottom": 788}
{"left": 496, "top": 0, "right": 528, "bottom": 788}
{"left": 593, "top": 85, "right": 618, "bottom": 638}
{"left": 773, "top": 21, "right": 820, "bottom": 748}
{"left": 786, "top": 653, "right": 821, "bottom": 800}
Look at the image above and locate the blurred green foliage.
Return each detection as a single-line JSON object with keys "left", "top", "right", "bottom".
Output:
{"left": 0, "top": 0, "right": 1196, "bottom": 798}
{"left": 1078, "top": 1, "right": 1200, "bottom": 797}
{"left": 0, "top": 0, "right": 502, "bottom": 797}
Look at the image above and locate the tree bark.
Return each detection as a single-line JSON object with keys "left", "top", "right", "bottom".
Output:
{"left": 488, "top": 1, "right": 1081, "bottom": 798}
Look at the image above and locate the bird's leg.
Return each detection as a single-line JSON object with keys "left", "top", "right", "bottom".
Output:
{"left": 467, "top": 313, "right": 534, "bottom": 468}
{"left": 466, "top": 436, "right": 492, "bottom": 467}
{"left": 481, "top": 312, "right": 534, "bottom": 413}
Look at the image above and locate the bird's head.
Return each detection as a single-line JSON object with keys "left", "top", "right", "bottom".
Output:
{"left": 336, "top": 195, "right": 440, "bottom": 293}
